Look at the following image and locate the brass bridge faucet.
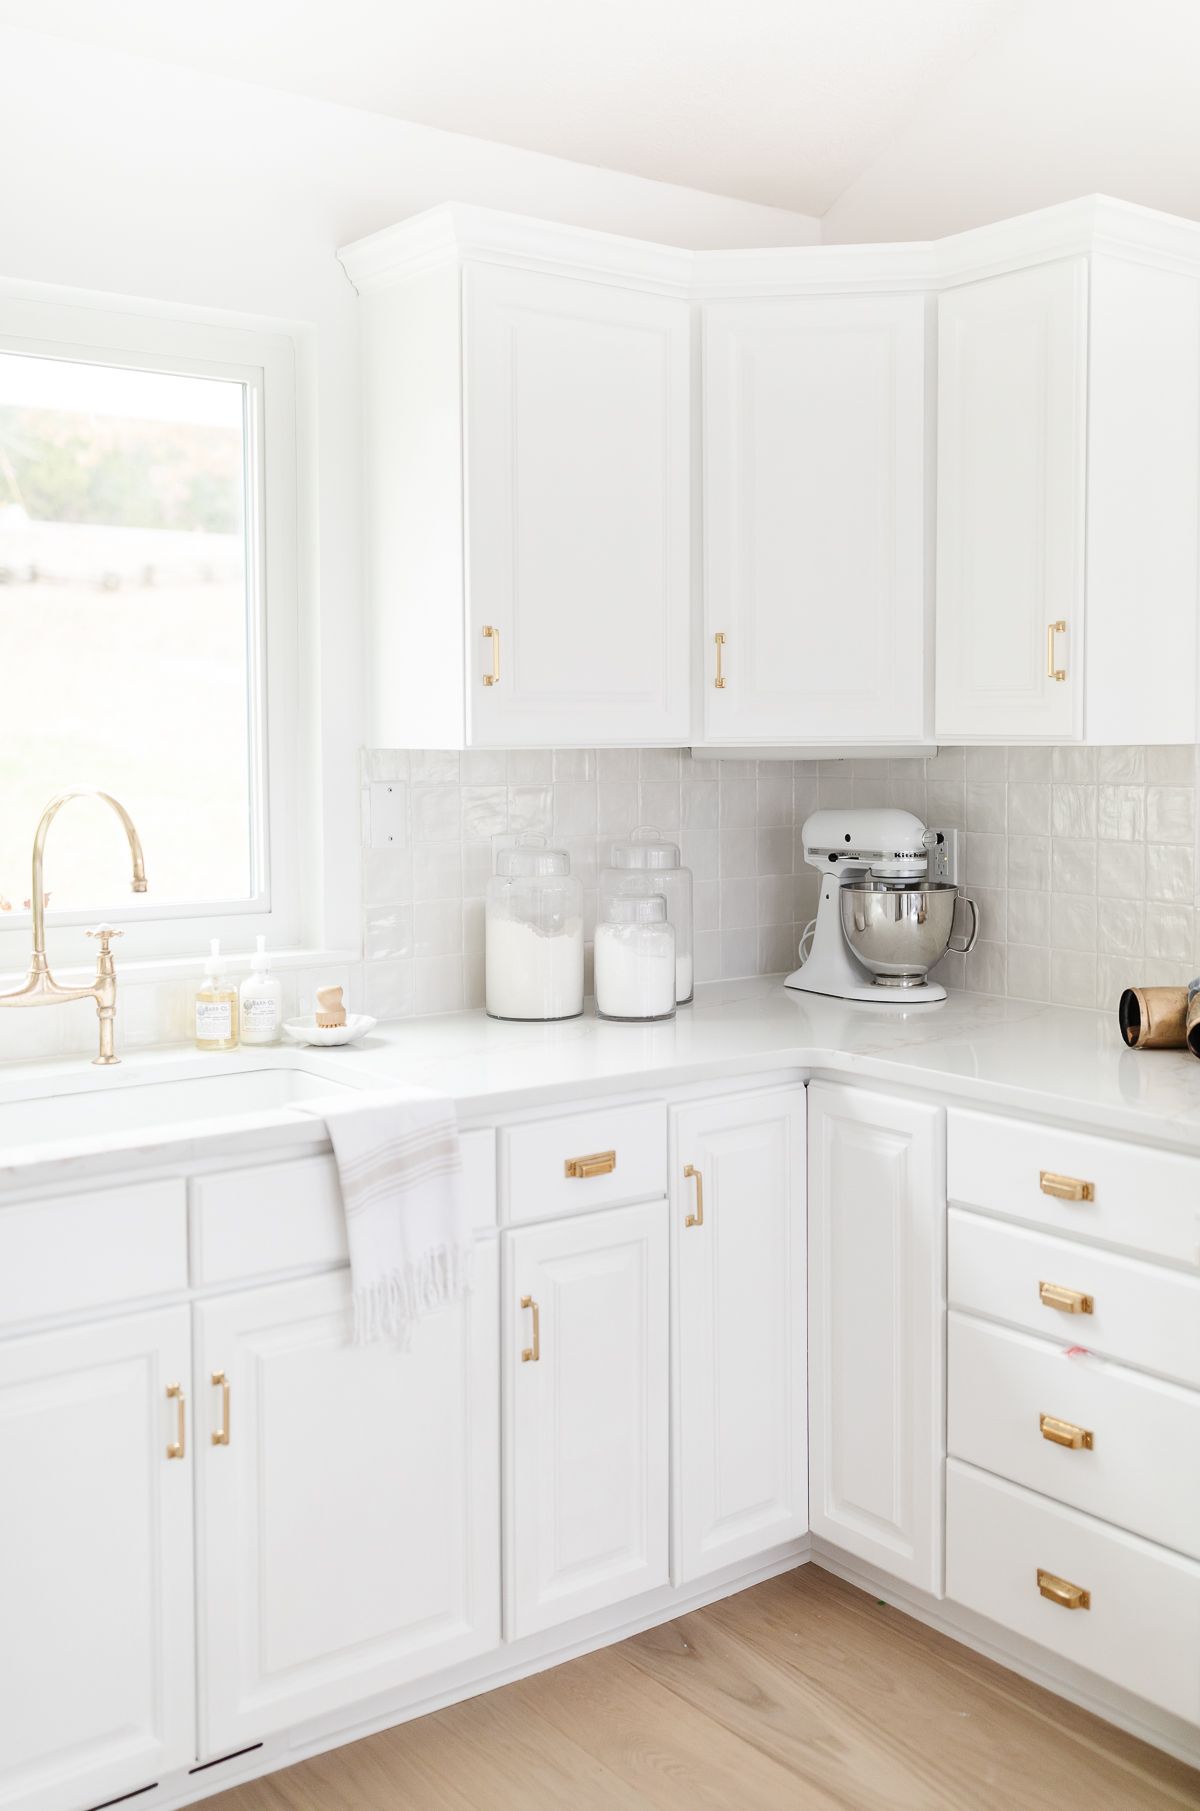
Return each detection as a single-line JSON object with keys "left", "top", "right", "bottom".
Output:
{"left": 0, "top": 789, "right": 147, "bottom": 1065}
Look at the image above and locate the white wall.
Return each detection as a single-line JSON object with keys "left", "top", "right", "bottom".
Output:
{"left": 822, "top": 0, "right": 1200, "bottom": 243}
{"left": 0, "top": 25, "right": 817, "bottom": 992}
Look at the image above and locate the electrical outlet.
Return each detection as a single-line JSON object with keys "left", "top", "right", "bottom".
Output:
{"left": 369, "top": 782, "right": 407, "bottom": 849}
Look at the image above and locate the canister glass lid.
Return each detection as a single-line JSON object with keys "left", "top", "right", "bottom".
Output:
{"left": 609, "top": 825, "right": 681, "bottom": 871}
{"left": 494, "top": 833, "right": 571, "bottom": 877}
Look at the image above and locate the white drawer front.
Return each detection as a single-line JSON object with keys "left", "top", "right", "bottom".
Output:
{"left": 500, "top": 1102, "right": 666, "bottom": 1224}
{"left": 949, "top": 1312, "right": 1200, "bottom": 1559}
{"left": 948, "top": 1108, "right": 1200, "bottom": 1269}
{"left": 192, "top": 1129, "right": 497, "bottom": 1286}
{"left": 949, "top": 1208, "right": 1200, "bottom": 1389}
{"left": 947, "top": 1460, "right": 1200, "bottom": 1724}
{"left": 0, "top": 1178, "right": 187, "bottom": 1328}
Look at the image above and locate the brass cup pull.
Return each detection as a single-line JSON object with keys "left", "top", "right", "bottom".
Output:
{"left": 1040, "top": 1170, "right": 1094, "bottom": 1202}
{"left": 211, "top": 1371, "right": 231, "bottom": 1447}
{"left": 714, "top": 631, "right": 727, "bottom": 689}
{"left": 166, "top": 1382, "right": 186, "bottom": 1460}
{"left": 564, "top": 1150, "right": 616, "bottom": 1179}
{"left": 1040, "top": 1412, "right": 1093, "bottom": 1451}
{"left": 1037, "top": 1568, "right": 1090, "bottom": 1611}
{"left": 684, "top": 1162, "right": 704, "bottom": 1228}
{"left": 520, "top": 1295, "right": 541, "bottom": 1363}
{"left": 482, "top": 624, "right": 500, "bottom": 687}
{"left": 1039, "top": 1279, "right": 1094, "bottom": 1315}
{"left": 1046, "top": 618, "right": 1067, "bottom": 682}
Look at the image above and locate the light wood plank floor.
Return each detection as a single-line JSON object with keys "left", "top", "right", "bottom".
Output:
{"left": 206, "top": 1568, "right": 1200, "bottom": 1811}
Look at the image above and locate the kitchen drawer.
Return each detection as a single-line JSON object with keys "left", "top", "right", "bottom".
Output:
{"left": 191, "top": 1128, "right": 496, "bottom": 1286}
{"left": 949, "top": 1311, "right": 1200, "bottom": 1559}
{"left": 948, "top": 1208, "right": 1200, "bottom": 1389}
{"left": 947, "top": 1459, "right": 1200, "bottom": 1724}
{"left": 0, "top": 1178, "right": 187, "bottom": 1329}
{"left": 500, "top": 1101, "right": 666, "bottom": 1224}
{"left": 947, "top": 1108, "right": 1200, "bottom": 1269}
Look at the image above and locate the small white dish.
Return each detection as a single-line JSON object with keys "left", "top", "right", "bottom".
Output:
{"left": 283, "top": 1013, "right": 377, "bottom": 1049}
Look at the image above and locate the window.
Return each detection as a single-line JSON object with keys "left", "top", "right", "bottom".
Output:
{"left": 0, "top": 298, "right": 299, "bottom": 966}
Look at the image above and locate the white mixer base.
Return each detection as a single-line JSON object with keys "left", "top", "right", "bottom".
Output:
{"left": 784, "top": 968, "right": 947, "bottom": 1004}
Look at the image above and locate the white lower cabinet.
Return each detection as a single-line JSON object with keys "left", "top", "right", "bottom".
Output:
{"left": 504, "top": 1201, "right": 669, "bottom": 1638}
{"left": 0, "top": 1307, "right": 195, "bottom": 1811}
{"left": 193, "top": 1250, "right": 500, "bottom": 1755}
{"left": 807, "top": 1082, "right": 946, "bottom": 1594}
{"left": 671, "top": 1086, "right": 808, "bottom": 1583}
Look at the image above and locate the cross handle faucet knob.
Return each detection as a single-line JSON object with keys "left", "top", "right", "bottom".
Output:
{"left": 86, "top": 925, "right": 124, "bottom": 953}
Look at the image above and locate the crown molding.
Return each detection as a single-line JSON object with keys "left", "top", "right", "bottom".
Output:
{"left": 338, "top": 194, "right": 1200, "bottom": 304}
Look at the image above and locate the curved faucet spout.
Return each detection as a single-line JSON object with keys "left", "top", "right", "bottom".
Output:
{"left": 29, "top": 789, "right": 148, "bottom": 971}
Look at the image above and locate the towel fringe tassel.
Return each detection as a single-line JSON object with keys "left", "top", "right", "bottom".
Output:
{"left": 352, "top": 1241, "right": 474, "bottom": 1347}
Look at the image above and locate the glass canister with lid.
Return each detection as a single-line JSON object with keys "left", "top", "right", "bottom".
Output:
{"left": 601, "top": 826, "right": 694, "bottom": 1004}
{"left": 485, "top": 835, "right": 584, "bottom": 1022}
{"left": 594, "top": 894, "right": 676, "bottom": 1022}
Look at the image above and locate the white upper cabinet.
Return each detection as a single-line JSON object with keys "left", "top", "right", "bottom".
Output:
{"left": 937, "top": 236, "right": 1200, "bottom": 744}
{"left": 343, "top": 210, "right": 690, "bottom": 749}
{"left": 702, "top": 293, "right": 929, "bottom": 745}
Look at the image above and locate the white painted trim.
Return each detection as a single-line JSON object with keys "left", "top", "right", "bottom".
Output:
{"left": 0, "top": 292, "right": 308, "bottom": 966}
{"left": 339, "top": 194, "right": 1200, "bottom": 308}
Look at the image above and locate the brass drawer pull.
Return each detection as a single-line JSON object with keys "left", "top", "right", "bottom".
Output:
{"left": 684, "top": 1162, "right": 704, "bottom": 1228}
{"left": 1039, "top": 1279, "right": 1094, "bottom": 1315}
{"left": 211, "top": 1371, "right": 231, "bottom": 1447}
{"left": 1046, "top": 619, "right": 1067, "bottom": 681}
{"left": 166, "top": 1382, "right": 186, "bottom": 1460}
{"left": 714, "top": 631, "right": 727, "bottom": 689}
{"left": 1040, "top": 1412, "right": 1093, "bottom": 1450}
{"left": 564, "top": 1150, "right": 616, "bottom": 1179}
{"left": 1040, "top": 1169, "right": 1094, "bottom": 1202}
{"left": 1037, "top": 1568, "right": 1090, "bottom": 1610}
{"left": 520, "top": 1295, "right": 540, "bottom": 1363}
{"left": 482, "top": 623, "right": 500, "bottom": 686}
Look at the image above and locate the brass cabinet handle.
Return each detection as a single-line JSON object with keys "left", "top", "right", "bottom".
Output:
{"left": 564, "top": 1150, "right": 616, "bottom": 1179}
{"left": 1039, "top": 1279, "right": 1094, "bottom": 1315}
{"left": 1040, "top": 1169, "right": 1094, "bottom": 1202}
{"left": 1037, "top": 1568, "right": 1091, "bottom": 1610}
{"left": 684, "top": 1162, "right": 704, "bottom": 1228}
{"left": 1046, "top": 619, "right": 1067, "bottom": 682}
{"left": 166, "top": 1382, "right": 186, "bottom": 1460}
{"left": 482, "top": 624, "right": 500, "bottom": 687}
{"left": 211, "top": 1371, "right": 231, "bottom": 1447}
{"left": 1040, "top": 1412, "right": 1094, "bottom": 1451}
{"left": 714, "top": 631, "right": 727, "bottom": 689}
{"left": 520, "top": 1295, "right": 541, "bottom": 1363}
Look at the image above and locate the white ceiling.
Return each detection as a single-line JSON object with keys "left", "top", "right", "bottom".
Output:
{"left": 0, "top": 0, "right": 1012, "bottom": 215}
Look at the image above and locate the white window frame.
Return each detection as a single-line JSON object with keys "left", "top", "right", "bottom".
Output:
{"left": 0, "top": 293, "right": 303, "bottom": 970}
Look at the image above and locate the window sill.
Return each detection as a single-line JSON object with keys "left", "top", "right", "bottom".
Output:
{"left": 0, "top": 948, "right": 360, "bottom": 991}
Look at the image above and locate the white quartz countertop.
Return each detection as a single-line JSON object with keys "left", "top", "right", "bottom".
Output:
{"left": 3, "top": 977, "right": 1200, "bottom": 1193}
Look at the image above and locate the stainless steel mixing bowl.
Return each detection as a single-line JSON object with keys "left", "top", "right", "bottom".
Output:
{"left": 839, "top": 880, "right": 978, "bottom": 986}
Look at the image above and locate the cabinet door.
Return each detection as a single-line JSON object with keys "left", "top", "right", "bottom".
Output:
{"left": 808, "top": 1082, "right": 945, "bottom": 1594}
{"left": 194, "top": 1251, "right": 499, "bottom": 1755}
{"left": 464, "top": 262, "right": 690, "bottom": 746}
{"left": 0, "top": 1308, "right": 194, "bottom": 1811}
{"left": 505, "top": 1202, "right": 669, "bottom": 1637}
{"left": 671, "top": 1087, "right": 807, "bottom": 1585}
{"left": 936, "top": 259, "right": 1087, "bottom": 742}
{"left": 703, "top": 294, "right": 928, "bottom": 744}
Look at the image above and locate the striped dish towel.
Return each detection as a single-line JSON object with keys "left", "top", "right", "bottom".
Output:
{"left": 299, "top": 1090, "right": 471, "bottom": 1345}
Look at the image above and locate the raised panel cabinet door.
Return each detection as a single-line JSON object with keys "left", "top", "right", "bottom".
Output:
{"left": 703, "top": 294, "right": 929, "bottom": 744}
{"left": 464, "top": 262, "right": 690, "bottom": 746}
{"left": 194, "top": 1250, "right": 499, "bottom": 1755}
{"left": 0, "top": 1306, "right": 194, "bottom": 1811}
{"left": 807, "top": 1082, "right": 946, "bottom": 1594}
{"left": 505, "top": 1201, "right": 669, "bottom": 1638}
{"left": 671, "top": 1086, "right": 808, "bottom": 1585}
{"left": 936, "top": 258, "right": 1087, "bottom": 742}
